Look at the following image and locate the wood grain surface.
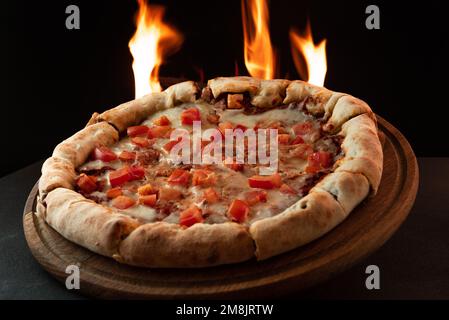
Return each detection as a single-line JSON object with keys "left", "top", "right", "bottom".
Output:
{"left": 23, "top": 115, "right": 419, "bottom": 299}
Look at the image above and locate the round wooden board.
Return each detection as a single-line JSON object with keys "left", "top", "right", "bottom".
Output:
{"left": 23, "top": 116, "right": 419, "bottom": 299}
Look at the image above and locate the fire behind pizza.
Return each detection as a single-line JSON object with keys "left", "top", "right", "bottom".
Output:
{"left": 37, "top": 77, "right": 383, "bottom": 268}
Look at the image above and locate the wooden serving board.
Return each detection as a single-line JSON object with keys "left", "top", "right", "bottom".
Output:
{"left": 23, "top": 116, "right": 419, "bottom": 299}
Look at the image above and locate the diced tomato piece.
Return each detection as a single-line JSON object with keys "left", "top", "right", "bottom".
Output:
{"left": 244, "top": 190, "right": 268, "bottom": 206}
{"left": 280, "top": 183, "right": 297, "bottom": 195}
{"left": 147, "top": 125, "right": 172, "bottom": 139}
{"left": 127, "top": 125, "right": 149, "bottom": 137}
{"left": 158, "top": 187, "right": 182, "bottom": 201}
{"left": 118, "top": 150, "right": 136, "bottom": 161}
{"left": 179, "top": 205, "right": 203, "bottom": 227}
{"left": 128, "top": 165, "right": 145, "bottom": 180}
{"left": 109, "top": 167, "right": 131, "bottom": 187}
{"left": 203, "top": 188, "right": 220, "bottom": 204}
{"left": 106, "top": 187, "right": 123, "bottom": 199}
{"left": 111, "top": 195, "right": 135, "bottom": 209}
{"left": 228, "top": 199, "right": 249, "bottom": 223}
{"left": 306, "top": 151, "right": 332, "bottom": 173}
{"left": 167, "top": 169, "right": 191, "bottom": 186}
{"left": 76, "top": 174, "right": 97, "bottom": 194}
{"left": 92, "top": 146, "right": 117, "bottom": 162}
{"left": 192, "top": 169, "right": 216, "bottom": 187}
{"left": 163, "top": 137, "right": 182, "bottom": 152}
{"left": 139, "top": 194, "right": 157, "bottom": 207}
{"left": 290, "top": 136, "right": 304, "bottom": 145}
{"left": 292, "top": 121, "right": 313, "bottom": 136}
{"left": 181, "top": 107, "right": 201, "bottom": 125}
{"left": 278, "top": 134, "right": 290, "bottom": 145}
{"left": 153, "top": 115, "right": 170, "bottom": 126}
{"left": 218, "top": 122, "right": 234, "bottom": 136}
{"left": 230, "top": 163, "right": 244, "bottom": 171}
{"left": 234, "top": 124, "right": 248, "bottom": 132}
{"left": 131, "top": 136, "right": 152, "bottom": 148}
{"left": 248, "top": 173, "right": 282, "bottom": 189}
{"left": 137, "top": 183, "right": 157, "bottom": 195}
{"left": 224, "top": 159, "right": 244, "bottom": 172}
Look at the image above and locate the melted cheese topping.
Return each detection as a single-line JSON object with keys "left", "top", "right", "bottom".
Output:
{"left": 77, "top": 101, "right": 339, "bottom": 226}
{"left": 219, "top": 108, "right": 310, "bottom": 128}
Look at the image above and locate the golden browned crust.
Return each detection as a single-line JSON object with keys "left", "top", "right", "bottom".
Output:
{"left": 85, "top": 112, "right": 100, "bottom": 127}
{"left": 283, "top": 80, "right": 346, "bottom": 116}
{"left": 336, "top": 113, "right": 383, "bottom": 193}
{"left": 207, "top": 77, "right": 291, "bottom": 108}
{"left": 323, "top": 95, "right": 375, "bottom": 133}
{"left": 116, "top": 222, "right": 255, "bottom": 268}
{"left": 44, "top": 188, "right": 140, "bottom": 257}
{"left": 249, "top": 191, "right": 346, "bottom": 260}
{"left": 208, "top": 76, "right": 259, "bottom": 98}
{"left": 52, "top": 121, "right": 119, "bottom": 167}
{"left": 251, "top": 79, "right": 290, "bottom": 108}
{"left": 39, "top": 122, "right": 119, "bottom": 200}
{"left": 97, "top": 81, "right": 198, "bottom": 132}
{"left": 39, "top": 157, "right": 76, "bottom": 198}
{"left": 311, "top": 172, "right": 370, "bottom": 214}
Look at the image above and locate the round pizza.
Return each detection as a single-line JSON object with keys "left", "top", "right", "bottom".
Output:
{"left": 37, "top": 76, "right": 383, "bottom": 268}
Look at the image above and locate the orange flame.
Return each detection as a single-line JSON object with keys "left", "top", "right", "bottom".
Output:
{"left": 129, "top": 0, "right": 183, "bottom": 98}
{"left": 289, "top": 22, "right": 327, "bottom": 86}
{"left": 241, "top": 0, "right": 276, "bottom": 79}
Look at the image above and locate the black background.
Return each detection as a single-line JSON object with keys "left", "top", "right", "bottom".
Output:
{"left": 4, "top": 0, "right": 449, "bottom": 177}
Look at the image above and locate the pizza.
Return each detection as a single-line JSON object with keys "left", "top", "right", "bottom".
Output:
{"left": 37, "top": 76, "right": 383, "bottom": 268}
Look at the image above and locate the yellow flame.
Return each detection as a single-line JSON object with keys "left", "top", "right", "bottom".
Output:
{"left": 289, "top": 22, "right": 327, "bottom": 86}
{"left": 129, "top": 0, "right": 183, "bottom": 98}
{"left": 241, "top": 0, "right": 276, "bottom": 79}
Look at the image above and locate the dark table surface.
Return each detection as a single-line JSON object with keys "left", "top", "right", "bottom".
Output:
{"left": 1, "top": 158, "right": 448, "bottom": 300}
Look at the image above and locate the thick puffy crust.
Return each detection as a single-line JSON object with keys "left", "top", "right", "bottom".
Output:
{"left": 98, "top": 81, "right": 198, "bottom": 132}
{"left": 324, "top": 95, "right": 375, "bottom": 133}
{"left": 208, "top": 76, "right": 259, "bottom": 98}
{"left": 85, "top": 112, "right": 100, "bottom": 127}
{"left": 116, "top": 222, "right": 255, "bottom": 268}
{"left": 283, "top": 80, "right": 346, "bottom": 116}
{"left": 311, "top": 172, "right": 370, "bottom": 214}
{"left": 207, "top": 77, "right": 291, "bottom": 108}
{"left": 52, "top": 122, "right": 119, "bottom": 168}
{"left": 250, "top": 191, "right": 346, "bottom": 260}
{"left": 251, "top": 79, "right": 290, "bottom": 108}
{"left": 40, "top": 122, "right": 119, "bottom": 199}
{"left": 44, "top": 188, "right": 140, "bottom": 257}
{"left": 336, "top": 113, "right": 383, "bottom": 193}
{"left": 39, "top": 157, "right": 76, "bottom": 198}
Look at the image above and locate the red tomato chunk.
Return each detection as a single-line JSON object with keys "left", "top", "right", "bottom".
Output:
{"left": 118, "top": 150, "right": 136, "bottom": 161}
{"left": 228, "top": 199, "right": 249, "bottom": 223}
{"left": 109, "top": 166, "right": 145, "bottom": 187}
{"left": 139, "top": 194, "right": 157, "bottom": 207}
{"left": 248, "top": 173, "right": 282, "bottom": 189}
{"left": 127, "top": 125, "right": 150, "bottom": 137}
{"left": 181, "top": 108, "right": 201, "bottom": 125}
{"left": 306, "top": 151, "right": 332, "bottom": 173}
{"left": 153, "top": 115, "right": 171, "bottom": 126}
{"left": 168, "top": 169, "right": 191, "bottom": 186}
{"left": 76, "top": 174, "right": 97, "bottom": 194}
{"left": 179, "top": 205, "right": 203, "bottom": 227}
{"left": 93, "top": 146, "right": 117, "bottom": 162}
{"left": 112, "top": 195, "right": 135, "bottom": 209}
